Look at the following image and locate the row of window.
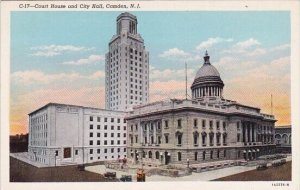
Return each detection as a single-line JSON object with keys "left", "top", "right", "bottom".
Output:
{"left": 88, "top": 147, "right": 126, "bottom": 154}
{"left": 89, "top": 132, "right": 126, "bottom": 138}
{"left": 89, "top": 140, "right": 127, "bottom": 146}
{"left": 89, "top": 116, "right": 126, "bottom": 123}
{"left": 89, "top": 124, "right": 126, "bottom": 131}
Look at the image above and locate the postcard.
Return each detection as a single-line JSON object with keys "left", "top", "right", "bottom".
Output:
{"left": 1, "top": 1, "right": 299, "bottom": 190}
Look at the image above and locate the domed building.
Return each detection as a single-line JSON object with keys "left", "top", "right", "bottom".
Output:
{"left": 126, "top": 51, "right": 277, "bottom": 167}
{"left": 191, "top": 51, "right": 224, "bottom": 101}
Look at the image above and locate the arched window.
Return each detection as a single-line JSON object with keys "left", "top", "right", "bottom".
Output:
{"left": 193, "top": 131, "right": 199, "bottom": 145}
{"left": 202, "top": 132, "right": 207, "bottom": 145}
{"left": 176, "top": 131, "right": 182, "bottom": 145}
{"left": 282, "top": 134, "right": 288, "bottom": 144}
{"left": 275, "top": 134, "right": 281, "bottom": 144}
{"left": 155, "top": 151, "right": 159, "bottom": 159}
{"left": 149, "top": 151, "right": 152, "bottom": 159}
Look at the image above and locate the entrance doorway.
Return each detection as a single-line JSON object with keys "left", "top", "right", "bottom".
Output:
{"left": 164, "top": 151, "right": 170, "bottom": 165}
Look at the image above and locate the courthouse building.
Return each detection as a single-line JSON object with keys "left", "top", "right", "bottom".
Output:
{"left": 126, "top": 52, "right": 276, "bottom": 165}
{"left": 28, "top": 103, "right": 127, "bottom": 166}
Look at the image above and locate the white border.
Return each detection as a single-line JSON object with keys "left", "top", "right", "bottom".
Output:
{"left": 1, "top": 1, "right": 299, "bottom": 190}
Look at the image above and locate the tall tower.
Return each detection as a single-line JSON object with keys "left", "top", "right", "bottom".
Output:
{"left": 105, "top": 12, "right": 149, "bottom": 111}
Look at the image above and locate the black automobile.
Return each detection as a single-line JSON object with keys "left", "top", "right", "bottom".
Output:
{"left": 104, "top": 172, "right": 117, "bottom": 179}
{"left": 120, "top": 175, "right": 132, "bottom": 182}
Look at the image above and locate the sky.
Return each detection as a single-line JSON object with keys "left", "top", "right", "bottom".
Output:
{"left": 10, "top": 11, "right": 291, "bottom": 135}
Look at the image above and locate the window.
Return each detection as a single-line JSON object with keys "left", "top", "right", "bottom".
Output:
{"left": 104, "top": 140, "right": 107, "bottom": 145}
{"left": 117, "top": 133, "right": 120, "bottom": 137}
{"left": 195, "top": 152, "right": 198, "bottom": 161}
{"left": 104, "top": 149, "right": 107, "bottom": 153}
{"left": 210, "top": 150, "right": 213, "bottom": 159}
{"left": 90, "top": 133, "right": 93, "bottom": 137}
{"left": 104, "top": 133, "right": 107, "bottom": 137}
{"left": 216, "top": 121, "right": 220, "bottom": 129}
{"left": 97, "top": 133, "right": 100, "bottom": 137}
{"left": 209, "top": 120, "right": 213, "bottom": 129}
{"left": 178, "top": 152, "right": 182, "bottom": 161}
{"left": 123, "top": 133, "right": 126, "bottom": 137}
{"left": 111, "top": 140, "right": 114, "bottom": 145}
{"left": 97, "top": 125, "right": 100, "bottom": 130}
{"left": 97, "top": 140, "right": 100, "bottom": 145}
{"left": 104, "top": 118, "right": 107, "bottom": 122}
{"left": 194, "top": 133, "right": 198, "bottom": 145}
{"left": 111, "top": 118, "right": 114, "bottom": 122}
{"left": 124, "top": 148, "right": 126, "bottom": 152}
{"left": 203, "top": 151, "right": 206, "bottom": 160}
{"left": 90, "top": 125, "right": 93, "bottom": 130}
{"left": 90, "top": 149, "right": 93, "bottom": 154}
{"left": 158, "top": 136, "right": 161, "bottom": 144}
{"left": 97, "top": 149, "right": 100, "bottom": 154}
{"left": 97, "top": 117, "right": 100, "bottom": 122}
{"left": 194, "top": 119, "right": 198, "bottom": 128}
{"left": 124, "top": 126, "right": 126, "bottom": 130}
{"left": 117, "top": 140, "right": 120, "bottom": 145}
{"left": 223, "top": 122, "right": 226, "bottom": 130}
{"left": 111, "top": 148, "right": 114, "bottom": 153}
{"left": 224, "top": 150, "right": 227, "bottom": 158}
{"left": 90, "top": 116, "right": 93, "bottom": 122}
{"left": 117, "top": 126, "right": 120, "bottom": 130}
{"left": 135, "top": 136, "right": 138, "bottom": 143}
{"left": 237, "top": 122, "right": 240, "bottom": 129}
{"left": 111, "top": 133, "right": 114, "bottom": 137}
{"left": 165, "top": 135, "right": 169, "bottom": 143}
{"left": 123, "top": 140, "right": 126, "bottom": 144}
{"left": 63, "top": 148, "right": 71, "bottom": 158}
{"left": 201, "top": 120, "right": 206, "bottom": 128}
{"left": 104, "top": 125, "right": 107, "bottom": 130}
{"left": 237, "top": 133, "right": 240, "bottom": 142}
{"left": 177, "top": 134, "right": 182, "bottom": 145}
{"left": 75, "top": 150, "right": 78, "bottom": 155}
{"left": 117, "top": 118, "right": 120, "bottom": 123}
{"left": 177, "top": 119, "right": 182, "bottom": 128}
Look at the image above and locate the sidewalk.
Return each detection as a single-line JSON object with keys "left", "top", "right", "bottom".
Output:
{"left": 85, "top": 155, "right": 292, "bottom": 181}
{"left": 10, "top": 152, "right": 49, "bottom": 168}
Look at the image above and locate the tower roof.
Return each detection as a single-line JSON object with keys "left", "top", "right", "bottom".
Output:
{"left": 117, "top": 12, "right": 137, "bottom": 21}
{"left": 194, "top": 51, "right": 221, "bottom": 79}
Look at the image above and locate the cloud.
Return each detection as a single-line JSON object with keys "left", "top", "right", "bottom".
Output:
{"left": 150, "top": 68, "right": 195, "bottom": 82}
{"left": 270, "top": 44, "right": 290, "bottom": 52}
{"left": 159, "top": 48, "right": 190, "bottom": 59}
{"left": 196, "top": 37, "right": 233, "bottom": 51}
{"left": 233, "top": 38, "right": 260, "bottom": 49}
{"left": 62, "top": 54, "right": 105, "bottom": 65}
{"left": 11, "top": 70, "right": 105, "bottom": 85}
{"left": 30, "top": 45, "right": 94, "bottom": 57}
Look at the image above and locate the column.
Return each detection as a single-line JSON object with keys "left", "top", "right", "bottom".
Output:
{"left": 154, "top": 122, "right": 157, "bottom": 144}
{"left": 249, "top": 124, "right": 252, "bottom": 142}
{"left": 147, "top": 123, "right": 150, "bottom": 144}
{"left": 254, "top": 124, "right": 257, "bottom": 142}
{"left": 245, "top": 123, "right": 248, "bottom": 143}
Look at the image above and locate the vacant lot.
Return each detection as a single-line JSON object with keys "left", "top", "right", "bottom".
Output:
{"left": 10, "top": 157, "right": 117, "bottom": 182}
{"left": 215, "top": 161, "right": 291, "bottom": 181}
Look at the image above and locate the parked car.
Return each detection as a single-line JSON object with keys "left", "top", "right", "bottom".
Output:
{"left": 256, "top": 163, "right": 268, "bottom": 170}
{"left": 104, "top": 172, "right": 116, "bottom": 179}
{"left": 120, "top": 175, "right": 132, "bottom": 182}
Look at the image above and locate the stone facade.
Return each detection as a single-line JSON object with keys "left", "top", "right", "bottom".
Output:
{"left": 126, "top": 99, "right": 276, "bottom": 165}
{"left": 275, "top": 125, "right": 291, "bottom": 153}
{"left": 28, "top": 103, "right": 127, "bottom": 166}
{"left": 105, "top": 12, "right": 149, "bottom": 111}
{"left": 126, "top": 52, "right": 277, "bottom": 166}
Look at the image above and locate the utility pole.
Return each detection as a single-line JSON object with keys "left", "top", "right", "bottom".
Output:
{"left": 271, "top": 94, "right": 273, "bottom": 115}
{"left": 185, "top": 62, "right": 188, "bottom": 100}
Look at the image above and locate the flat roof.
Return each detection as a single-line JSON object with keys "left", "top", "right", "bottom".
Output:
{"left": 28, "top": 102, "right": 126, "bottom": 115}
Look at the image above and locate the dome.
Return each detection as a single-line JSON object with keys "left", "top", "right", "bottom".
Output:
{"left": 191, "top": 51, "right": 224, "bottom": 100}
{"left": 194, "top": 63, "right": 220, "bottom": 79}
